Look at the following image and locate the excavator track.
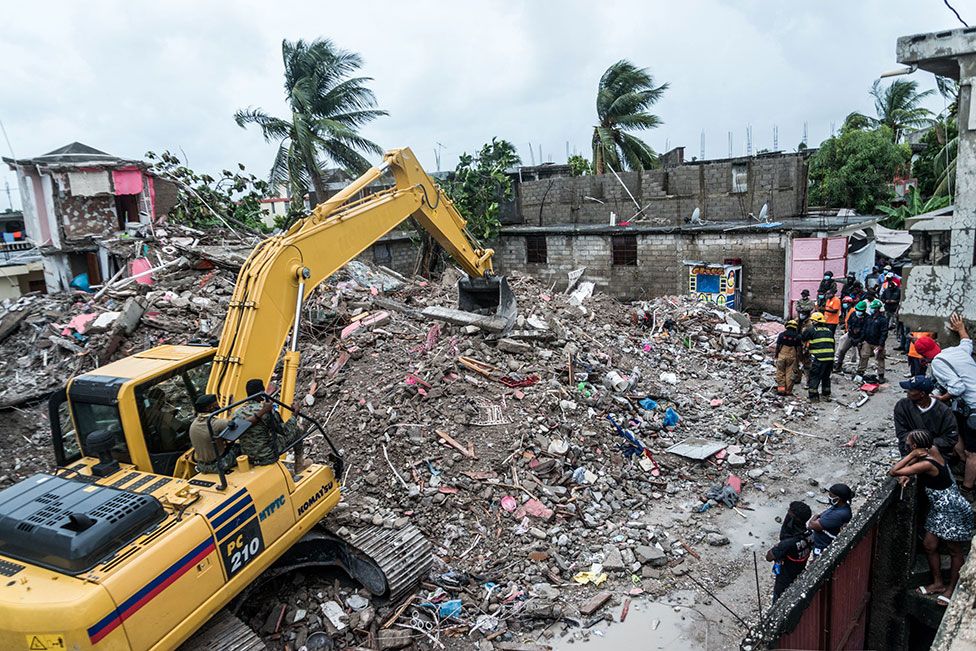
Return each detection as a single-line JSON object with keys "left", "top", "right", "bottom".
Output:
{"left": 241, "top": 523, "right": 433, "bottom": 603}
{"left": 180, "top": 609, "right": 266, "bottom": 651}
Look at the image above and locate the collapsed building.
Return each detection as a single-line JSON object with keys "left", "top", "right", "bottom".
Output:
{"left": 2, "top": 142, "right": 179, "bottom": 294}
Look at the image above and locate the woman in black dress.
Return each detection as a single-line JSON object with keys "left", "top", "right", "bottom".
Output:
{"left": 889, "top": 429, "right": 973, "bottom": 604}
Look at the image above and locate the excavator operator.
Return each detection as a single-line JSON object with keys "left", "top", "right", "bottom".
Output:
{"left": 188, "top": 394, "right": 237, "bottom": 474}
{"left": 237, "top": 379, "right": 308, "bottom": 469}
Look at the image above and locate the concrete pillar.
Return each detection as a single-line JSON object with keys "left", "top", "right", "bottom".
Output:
{"left": 952, "top": 54, "right": 976, "bottom": 267}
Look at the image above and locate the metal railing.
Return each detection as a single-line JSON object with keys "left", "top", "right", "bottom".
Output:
{"left": 206, "top": 392, "right": 343, "bottom": 490}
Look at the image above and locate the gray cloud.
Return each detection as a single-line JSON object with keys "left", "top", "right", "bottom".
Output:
{"left": 0, "top": 0, "right": 958, "bottom": 210}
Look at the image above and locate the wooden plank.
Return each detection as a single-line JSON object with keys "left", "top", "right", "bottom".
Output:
{"left": 579, "top": 590, "right": 612, "bottom": 616}
{"left": 436, "top": 430, "right": 477, "bottom": 459}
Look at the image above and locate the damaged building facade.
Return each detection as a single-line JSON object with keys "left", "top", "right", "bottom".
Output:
{"left": 3, "top": 142, "right": 178, "bottom": 293}
{"left": 491, "top": 151, "right": 882, "bottom": 316}
{"left": 896, "top": 28, "right": 976, "bottom": 332}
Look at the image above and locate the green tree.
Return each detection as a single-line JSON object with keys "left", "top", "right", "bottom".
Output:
{"left": 567, "top": 154, "right": 591, "bottom": 176}
{"left": 145, "top": 150, "right": 271, "bottom": 233}
{"left": 848, "top": 79, "right": 934, "bottom": 142}
{"left": 877, "top": 186, "right": 951, "bottom": 229}
{"left": 914, "top": 118, "right": 957, "bottom": 197}
{"left": 591, "top": 60, "right": 668, "bottom": 174}
{"left": 442, "top": 138, "right": 521, "bottom": 240}
{"left": 235, "top": 38, "right": 387, "bottom": 211}
{"left": 807, "top": 127, "right": 911, "bottom": 214}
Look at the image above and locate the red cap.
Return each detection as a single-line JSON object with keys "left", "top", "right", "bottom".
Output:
{"left": 914, "top": 336, "right": 941, "bottom": 359}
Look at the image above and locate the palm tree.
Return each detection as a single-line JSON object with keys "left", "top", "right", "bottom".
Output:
{"left": 235, "top": 38, "right": 387, "bottom": 209}
{"left": 851, "top": 79, "right": 935, "bottom": 142}
{"left": 591, "top": 60, "right": 668, "bottom": 174}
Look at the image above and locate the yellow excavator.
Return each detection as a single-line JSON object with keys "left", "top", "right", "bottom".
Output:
{"left": 0, "top": 148, "right": 515, "bottom": 650}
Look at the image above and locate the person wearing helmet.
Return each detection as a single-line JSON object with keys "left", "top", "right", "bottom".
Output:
{"left": 803, "top": 312, "right": 835, "bottom": 402}
{"left": 835, "top": 300, "right": 868, "bottom": 372}
{"left": 857, "top": 299, "right": 888, "bottom": 383}
{"left": 774, "top": 320, "right": 803, "bottom": 396}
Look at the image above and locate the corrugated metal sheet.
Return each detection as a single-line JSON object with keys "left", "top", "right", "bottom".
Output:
{"left": 830, "top": 528, "right": 875, "bottom": 650}
{"left": 774, "top": 524, "right": 876, "bottom": 650}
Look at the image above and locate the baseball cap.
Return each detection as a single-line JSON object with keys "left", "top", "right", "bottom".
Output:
{"left": 828, "top": 483, "right": 853, "bottom": 501}
{"left": 855, "top": 300, "right": 867, "bottom": 312}
{"left": 194, "top": 393, "right": 219, "bottom": 411}
{"left": 914, "top": 336, "right": 941, "bottom": 359}
{"left": 899, "top": 375, "right": 935, "bottom": 392}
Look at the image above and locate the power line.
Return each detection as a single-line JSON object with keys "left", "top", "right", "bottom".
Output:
{"left": 944, "top": 0, "right": 969, "bottom": 26}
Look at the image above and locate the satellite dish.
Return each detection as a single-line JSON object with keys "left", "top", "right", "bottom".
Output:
{"left": 759, "top": 202, "right": 769, "bottom": 222}
{"left": 690, "top": 207, "right": 704, "bottom": 224}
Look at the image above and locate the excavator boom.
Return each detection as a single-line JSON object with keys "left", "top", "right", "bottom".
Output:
{"left": 207, "top": 147, "right": 514, "bottom": 409}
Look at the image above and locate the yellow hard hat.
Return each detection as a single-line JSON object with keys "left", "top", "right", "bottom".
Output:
{"left": 810, "top": 312, "right": 826, "bottom": 323}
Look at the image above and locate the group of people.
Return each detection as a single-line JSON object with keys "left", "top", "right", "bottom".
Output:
{"left": 767, "top": 311, "right": 976, "bottom": 605}
{"left": 765, "top": 483, "right": 854, "bottom": 602}
{"left": 187, "top": 378, "right": 308, "bottom": 475}
{"left": 775, "top": 267, "right": 905, "bottom": 402}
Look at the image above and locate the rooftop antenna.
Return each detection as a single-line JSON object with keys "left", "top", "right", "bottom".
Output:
{"left": 700, "top": 130, "right": 705, "bottom": 160}
{"left": 802, "top": 122, "right": 809, "bottom": 147}
{"left": 538, "top": 144, "right": 543, "bottom": 166}
{"left": 665, "top": 137, "right": 670, "bottom": 152}
{"left": 773, "top": 125, "right": 779, "bottom": 151}
{"left": 434, "top": 142, "right": 446, "bottom": 172}
{"left": 728, "top": 131, "right": 733, "bottom": 159}
{"left": 528, "top": 143, "right": 535, "bottom": 166}
{"left": 746, "top": 125, "right": 753, "bottom": 157}
{"left": 830, "top": 122, "right": 836, "bottom": 138}
{"left": 3, "top": 181, "right": 12, "bottom": 211}
{"left": 566, "top": 141, "right": 570, "bottom": 162}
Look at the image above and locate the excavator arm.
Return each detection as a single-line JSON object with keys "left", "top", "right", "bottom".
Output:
{"left": 206, "top": 147, "right": 507, "bottom": 411}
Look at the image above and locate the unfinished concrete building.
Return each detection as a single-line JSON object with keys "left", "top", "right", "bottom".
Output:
{"left": 492, "top": 151, "right": 883, "bottom": 316}
{"left": 3, "top": 143, "right": 178, "bottom": 292}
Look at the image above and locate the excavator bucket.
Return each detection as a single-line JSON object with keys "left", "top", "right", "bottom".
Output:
{"left": 458, "top": 275, "right": 518, "bottom": 328}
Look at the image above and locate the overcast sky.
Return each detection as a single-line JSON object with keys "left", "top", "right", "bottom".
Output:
{"left": 0, "top": 0, "right": 963, "bottom": 211}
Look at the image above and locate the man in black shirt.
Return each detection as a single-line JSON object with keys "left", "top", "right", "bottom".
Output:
{"left": 894, "top": 375, "right": 958, "bottom": 457}
{"left": 766, "top": 501, "right": 813, "bottom": 601}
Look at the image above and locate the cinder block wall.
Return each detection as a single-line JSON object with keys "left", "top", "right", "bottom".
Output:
{"left": 494, "top": 231, "right": 789, "bottom": 315}
{"left": 515, "top": 154, "right": 807, "bottom": 226}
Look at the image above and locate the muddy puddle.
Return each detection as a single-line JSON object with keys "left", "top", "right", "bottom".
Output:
{"left": 556, "top": 600, "right": 706, "bottom": 650}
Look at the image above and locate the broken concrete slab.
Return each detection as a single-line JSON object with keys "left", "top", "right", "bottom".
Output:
{"left": 666, "top": 438, "right": 727, "bottom": 461}
{"left": 421, "top": 306, "right": 509, "bottom": 333}
{"left": 497, "top": 338, "right": 533, "bottom": 355}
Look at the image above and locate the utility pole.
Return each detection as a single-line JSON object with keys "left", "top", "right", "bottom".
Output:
{"left": 434, "top": 142, "right": 446, "bottom": 172}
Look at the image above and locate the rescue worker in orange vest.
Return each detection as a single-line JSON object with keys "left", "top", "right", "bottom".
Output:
{"left": 908, "top": 331, "right": 939, "bottom": 377}
{"left": 774, "top": 320, "right": 803, "bottom": 396}
{"left": 822, "top": 289, "right": 842, "bottom": 336}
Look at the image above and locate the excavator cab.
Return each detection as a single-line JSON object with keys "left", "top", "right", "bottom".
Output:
{"left": 458, "top": 274, "right": 517, "bottom": 327}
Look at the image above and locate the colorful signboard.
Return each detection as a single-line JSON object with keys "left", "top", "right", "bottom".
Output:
{"left": 685, "top": 262, "right": 742, "bottom": 310}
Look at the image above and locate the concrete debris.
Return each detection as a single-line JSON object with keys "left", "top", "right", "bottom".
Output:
{"left": 0, "top": 234, "right": 810, "bottom": 649}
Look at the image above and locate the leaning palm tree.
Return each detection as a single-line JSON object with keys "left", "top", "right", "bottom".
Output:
{"left": 850, "top": 79, "right": 935, "bottom": 142}
{"left": 235, "top": 38, "right": 387, "bottom": 210}
{"left": 591, "top": 60, "right": 668, "bottom": 174}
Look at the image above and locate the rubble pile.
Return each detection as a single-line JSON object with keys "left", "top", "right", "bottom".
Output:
{"left": 0, "top": 237, "right": 818, "bottom": 649}
{"left": 245, "top": 275, "right": 809, "bottom": 649}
